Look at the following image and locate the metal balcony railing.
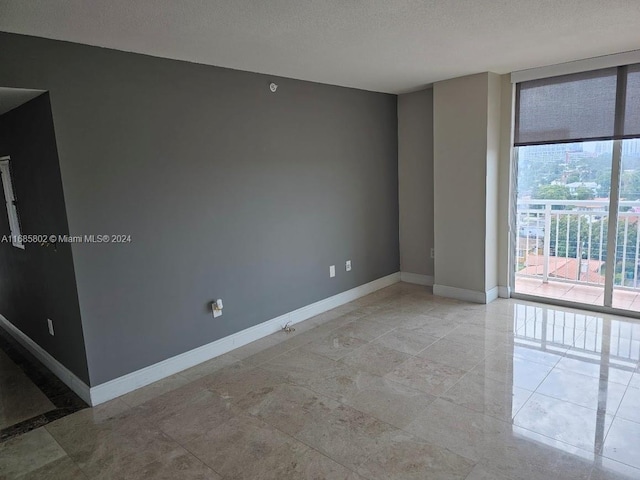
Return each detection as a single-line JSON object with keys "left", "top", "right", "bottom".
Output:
{"left": 516, "top": 199, "right": 640, "bottom": 290}
{"left": 513, "top": 304, "right": 640, "bottom": 364}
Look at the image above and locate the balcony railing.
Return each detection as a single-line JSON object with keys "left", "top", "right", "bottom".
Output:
{"left": 516, "top": 199, "right": 640, "bottom": 290}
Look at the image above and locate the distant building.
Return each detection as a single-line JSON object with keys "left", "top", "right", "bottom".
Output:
{"left": 623, "top": 139, "right": 640, "bottom": 157}
{"left": 565, "top": 181, "right": 599, "bottom": 196}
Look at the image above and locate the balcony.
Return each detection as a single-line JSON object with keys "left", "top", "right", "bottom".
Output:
{"left": 515, "top": 199, "right": 640, "bottom": 312}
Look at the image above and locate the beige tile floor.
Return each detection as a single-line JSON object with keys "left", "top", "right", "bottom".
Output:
{"left": 2, "top": 282, "right": 640, "bottom": 479}
{"left": 0, "top": 350, "right": 55, "bottom": 430}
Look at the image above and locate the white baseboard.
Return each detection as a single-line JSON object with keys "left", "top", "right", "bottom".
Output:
{"left": 0, "top": 314, "right": 91, "bottom": 405}
{"left": 498, "top": 286, "right": 511, "bottom": 299}
{"left": 433, "top": 284, "right": 499, "bottom": 304}
{"left": 486, "top": 287, "right": 499, "bottom": 303}
{"left": 89, "top": 272, "right": 401, "bottom": 405}
{"left": 400, "top": 272, "right": 434, "bottom": 286}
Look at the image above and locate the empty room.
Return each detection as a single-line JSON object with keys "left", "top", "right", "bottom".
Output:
{"left": 0, "top": 1, "right": 639, "bottom": 479}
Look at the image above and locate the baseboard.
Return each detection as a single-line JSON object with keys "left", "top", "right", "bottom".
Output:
{"left": 89, "top": 272, "right": 401, "bottom": 406}
{"left": 400, "top": 272, "right": 434, "bottom": 286}
{"left": 0, "top": 314, "right": 91, "bottom": 405}
{"left": 433, "top": 284, "right": 499, "bottom": 304}
{"left": 486, "top": 287, "right": 499, "bottom": 303}
{"left": 498, "top": 286, "right": 511, "bottom": 299}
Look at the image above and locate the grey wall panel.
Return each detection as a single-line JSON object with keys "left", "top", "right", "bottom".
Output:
{"left": 398, "top": 88, "right": 434, "bottom": 276}
{"left": 433, "top": 73, "right": 489, "bottom": 294}
{"left": 0, "top": 93, "right": 90, "bottom": 383}
{"left": 0, "top": 33, "right": 399, "bottom": 385}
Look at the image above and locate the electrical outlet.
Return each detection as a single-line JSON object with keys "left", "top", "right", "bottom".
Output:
{"left": 212, "top": 299, "right": 223, "bottom": 318}
{"left": 345, "top": 260, "right": 352, "bottom": 271}
{"left": 430, "top": 248, "right": 435, "bottom": 259}
{"left": 47, "top": 318, "right": 54, "bottom": 336}
{"left": 329, "top": 265, "right": 336, "bottom": 278}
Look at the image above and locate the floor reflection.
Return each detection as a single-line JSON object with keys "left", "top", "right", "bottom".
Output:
{"left": 509, "top": 302, "right": 640, "bottom": 474}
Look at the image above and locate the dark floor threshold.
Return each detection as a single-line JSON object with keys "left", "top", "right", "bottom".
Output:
{"left": 0, "top": 325, "right": 88, "bottom": 442}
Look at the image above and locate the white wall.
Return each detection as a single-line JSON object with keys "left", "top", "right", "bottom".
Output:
{"left": 398, "top": 89, "right": 434, "bottom": 279}
{"left": 433, "top": 73, "right": 490, "bottom": 296}
{"left": 432, "top": 72, "right": 510, "bottom": 303}
{"left": 497, "top": 74, "right": 515, "bottom": 296}
{"left": 400, "top": 73, "right": 513, "bottom": 300}
{"left": 485, "top": 72, "right": 502, "bottom": 292}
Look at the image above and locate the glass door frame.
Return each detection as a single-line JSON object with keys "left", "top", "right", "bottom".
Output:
{"left": 603, "top": 140, "right": 623, "bottom": 307}
{"left": 509, "top": 139, "right": 640, "bottom": 318}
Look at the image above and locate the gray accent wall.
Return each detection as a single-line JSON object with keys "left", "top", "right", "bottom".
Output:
{"left": 398, "top": 89, "right": 434, "bottom": 277}
{"left": 0, "top": 93, "right": 89, "bottom": 383}
{"left": 0, "top": 33, "right": 399, "bottom": 385}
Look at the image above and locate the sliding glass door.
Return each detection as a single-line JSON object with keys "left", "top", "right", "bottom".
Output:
{"left": 612, "top": 138, "right": 640, "bottom": 309}
{"left": 512, "top": 64, "right": 640, "bottom": 313}
{"left": 515, "top": 141, "right": 613, "bottom": 306}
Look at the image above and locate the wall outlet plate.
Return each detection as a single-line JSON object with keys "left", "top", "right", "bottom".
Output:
{"left": 212, "top": 300, "right": 223, "bottom": 318}
{"left": 329, "top": 265, "right": 336, "bottom": 278}
{"left": 430, "top": 248, "right": 435, "bottom": 259}
{"left": 47, "top": 318, "right": 54, "bottom": 336}
{"left": 346, "top": 260, "right": 352, "bottom": 271}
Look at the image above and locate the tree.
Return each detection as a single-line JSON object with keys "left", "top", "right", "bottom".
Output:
{"left": 535, "top": 184, "right": 571, "bottom": 200}
{"left": 574, "top": 187, "right": 595, "bottom": 200}
{"left": 549, "top": 215, "right": 588, "bottom": 258}
{"left": 620, "top": 171, "right": 640, "bottom": 200}
{"left": 548, "top": 215, "right": 639, "bottom": 286}
{"left": 596, "top": 169, "right": 611, "bottom": 197}
{"left": 566, "top": 172, "right": 581, "bottom": 183}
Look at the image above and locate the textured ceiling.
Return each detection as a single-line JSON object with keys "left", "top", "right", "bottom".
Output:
{"left": 0, "top": 88, "right": 43, "bottom": 115}
{"left": 0, "top": 0, "right": 639, "bottom": 93}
